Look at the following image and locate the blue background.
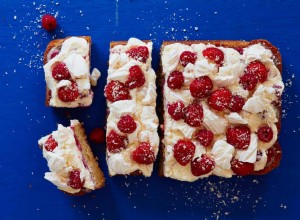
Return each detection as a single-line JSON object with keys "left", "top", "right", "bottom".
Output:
{"left": 1, "top": 0, "right": 299, "bottom": 219}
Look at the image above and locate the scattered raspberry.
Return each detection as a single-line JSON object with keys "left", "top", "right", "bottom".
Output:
{"left": 105, "top": 80, "right": 130, "bottom": 102}
{"left": 52, "top": 62, "right": 71, "bottom": 81}
{"left": 50, "top": 51, "right": 60, "bottom": 59}
{"left": 195, "top": 129, "right": 214, "bottom": 147}
{"left": 179, "top": 51, "right": 197, "bottom": 67}
{"left": 191, "top": 154, "right": 215, "bottom": 176}
{"left": 44, "top": 135, "right": 58, "bottom": 152}
{"left": 167, "top": 101, "right": 185, "bottom": 121}
{"left": 89, "top": 128, "right": 105, "bottom": 144}
{"left": 117, "top": 115, "right": 137, "bottom": 133}
{"left": 57, "top": 82, "right": 79, "bottom": 102}
{"left": 132, "top": 142, "right": 155, "bottom": 164}
{"left": 41, "top": 14, "right": 57, "bottom": 31}
{"left": 106, "top": 130, "right": 128, "bottom": 153}
{"left": 257, "top": 126, "right": 273, "bottom": 142}
{"left": 226, "top": 126, "right": 251, "bottom": 149}
{"left": 173, "top": 139, "right": 196, "bottom": 166}
{"left": 125, "top": 65, "right": 146, "bottom": 89}
{"left": 183, "top": 102, "right": 204, "bottom": 127}
{"left": 208, "top": 88, "right": 232, "bottom": 111}
{"left": 126, "top": 46, "right": 149, "bottom": 63}
{"left": 231, "top": 158, "right": 254, "bottom": 176}
{"left": 245, "top": 60, "right": 268, "bottom": 83}
{"left": 68, "top": 169, "right": 84, "bottom": 189}
{"left": 167, "top": 71, "right": 184, "bottom": 89}
{"left": 239, "top": 72, "right": 258, "bottom": 91}
{"left": 229, "top": 95, "right": 245, "bottom": 112}
{"left": 202, "top": 47, "right": 224, "bottom": 65}
{"left": 190, "top": 76, "right": 213, "bottom": 98}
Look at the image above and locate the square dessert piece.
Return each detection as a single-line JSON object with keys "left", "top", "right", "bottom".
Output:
{"left": 38, "top": 120, "right": 105, "bottom": 194}
{"left": 104, "top": 38, "right": 159, "bottom": 176}
{"left": 160, "top": 40, "right": 284, "bottom": 181}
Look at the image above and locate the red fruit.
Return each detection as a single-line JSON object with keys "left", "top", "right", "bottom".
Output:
{"left": 234, "top": 47, "right": 244, "bottom": 55}
{"left": 202, "top": 47, "right": 224, "bottom": 65}
{"left": 231, "top": 158, "right": 254, "bottom": 176}
{"left": 183, "top": 102, "right": 204, "bottom": 127}
{"left": 239, "top": 72, "right": 258, "bottom": 91}
{"left": 44, "top": 135, "right": 58, "bottom": 152}
{"left": 89, "top": 128, "right": 105, "bottom": 144}
{"left": 173, "top": 139, "right": 196, "bottom": 166}
{"left": 106, "top": 130, "right": 128, "bottom": 153}
{"left": 125, "top": 65, "right": 146, "bottom": 89}
{"left": 191, "top": 154, "right": 215, "bottom": 176}
{"left": 57, "top": 82, "right": 79, "bottom": 102}
{"left": 105, "top": 80, "right": 130, "bottom": 102}
{"left": 190, "top": 76, "right": 213, "bottom": 98}
{"left": 167, "top": 71, "right": 184, "bottom": 89}
{"left": 208, "top": 88, "right": 232, "bottom": 111}
{"left": 179, "top": 51, "right": 197, "bottom": 67}
{"left": 229, "top": 95, "right": 245, "bottom": 112}
{"left": 68, "top": 169, "right": 84, "bottom": 189}
{"left": 52, "top": 62, "right": 71, "bottom": 81}
{"left": 226, "top": 126, "right": 251, "bottom": 149}
{"left": 41, "top": 14, "right": 57, "bottom": 31}
{"left": 117, "top": 115, "right": 137, "bottom": 133}
{"left": 257, "top": 126, "right": 273, "bottom": 142}
{"left": 50, "top": 51, "right": 60, "bottom": 59}
{"left": 126, "top": 46, "right": 149, "bottom": 63}
{"left": 245, "top": 60, "right": 268, "bottom": 83}
{"left": 132, "top": 142, "right": 155, "bottom": 165}
{"left": 195, "top": 129, "right": 214, "bottom": 147}
{"left": 167, "top": 101, "right": 185, "bottom": 121}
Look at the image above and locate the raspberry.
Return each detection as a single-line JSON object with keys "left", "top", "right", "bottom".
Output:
{"left": 173, "top": 139, "right": 196, "bottom": 166}
{"left": 167, "top": 71, "right": 184, "bottom": 89}
{"left": 44, "top": 135, "right": 58, "bottom": 152}
{"left": 234, "top": 47, "right": 244, "bottom": 55}
{"left": 50, "top": 51, "right": 60, "bottom": 59}
{"left": 257, "top": 126, "right": 273, "bottom": 142}
{"left": 126, "top": 46, "right": 149, "bottom": 63}
{"left": 229, "top": 95, "right": 245, "bottom": 112}
{"left": 52, "top": 62, "right": 71, "bottom": 81}
{"left": 190, "top": 76, "right": 213, "bottom": 98}
{"left": 106, "top": 130, "right": 128, "bottom": 153}
{"left": 245, "top": 60, "right": 268, "bottom": 83}
{"left": 239, "top": 72, "right": 258, "bottom": 91}
{"left": 195, "top": 129, "right": 214, "bottom": 147}
{"left": 208, "top": 88, "right": 232, "bottom": 111}
{"left": 41, "top": 14, "right": 57, "bottom": 31}
{"left": 68, "top": 169, "right": 84, "bottom": 189}
{"left": 167, "top": 101, "right": 185, "bottom": 121}
{"left": 183, "top": 102, "right": 204, "bottom": 127}
{"left": 125, "top": 65, "right": 146, "bottom": 89}
{"left": 117, "top": 115, "right": 137, "bottom": 133}
{"left": 132, "top": 142, "right": 155, "bottom": 165}
{"left": 231, "top": 158, "right": 254, "bottom": 176}
{"left": 89, "top": 128, "right": 105, "bottom": 144}
{"left": 226, "top": 126, "right": 251, "bottom": 149}
{"left": 191, "top": 154, "right": 215, "bottom": 176}
{"left": 57, "top": 82, "right": 79, "bottom": 102}
{"left": 105, "top": 80, "right": 130, "bottom": 102}
{"left": 202, "top": 47, "right": 224, "bottom": 65}
{"left": 179, "top": 51, "right": 197, "bottom": 67}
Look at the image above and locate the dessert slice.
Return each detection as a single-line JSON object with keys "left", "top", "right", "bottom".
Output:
{"left": 159, "top": 40, "right": 284, "bottom": 181}
{"left": 104, "top": 38, "right": 159, "bottom": 176}
{"left": 38, "top": 120, "right": 105, "bottom": 194}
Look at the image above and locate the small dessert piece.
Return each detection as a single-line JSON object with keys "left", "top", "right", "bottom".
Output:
{"left": 38, "top": 120, "right": 105, "bottom": 194}
{"left": 104, "top": 38, "right": 159, "bottom": 176}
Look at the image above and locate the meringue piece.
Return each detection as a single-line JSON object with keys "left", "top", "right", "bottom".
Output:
{"left": 60, "top": 37, "right": 89, "bottom": 56}
{"left": 90, "top": 68, "right": 101, "bottom": 86}
{"left": 243, "top": 44, "right": 273, "bottom": 64}
{"left": 64, "top": 53, "right": 88, "bottom": 78}
{"left": 243, "top": 96, "right": 266, "bottom": 113}
{"left": 167, "top": 119, "right": 196, "bottom": 139}
{"left": 56, "top": 80, "right": 71, "bottom": 88}
{"left": 194, "top": 59, "right": 217, "bottom": 78}
{"left": 109, "top": 100, "right": 136, "bottom": 117}
{"left": 107, "top": 154, "right": 134, "bottom": 175}
{"left": 235, "top": 134, "right": 258, "bottom": 163}
{"left": 254, "top": 149, "right": 267, "bottom": 171}
{"left": 225, "top": 113, "right": 248, "bottom": 124}
{"left": 211, "top": 140, "right": 235, "bottom": 170}
{"left": 107, "top": 59, "right": 139, "bottom": 82}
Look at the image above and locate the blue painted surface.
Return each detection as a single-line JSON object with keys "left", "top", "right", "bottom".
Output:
{"left": 0, "top": 0, "right": 299, "bottom": 219}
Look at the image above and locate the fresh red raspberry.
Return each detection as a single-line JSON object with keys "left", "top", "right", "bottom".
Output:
{"left": 117, "top": 115, "right": 137, "bottom": 133}
{"left": 106, "top": 130, "right": 128, "bottom": 153}
{"left": 52, "top": 62, "right": 71, "bottom": 81}
{"left": 167, "top": 101, "right": 185, "bottom": 121}
{"left": 57, "top": 82, "right": 79, "bottom": 102}
{"left": 202, "top": 47, "right": 224, "bottom": 65}
{"left": 89, "top": 128, "right": 105, "bottom": 144}
{"left": 208, "top": 88, "right": 232, "bottom": 111}
{"left": 257, "top": 126, "right": 273, "bottom": 142}
{"left": 41, "top": 14, "right": 57, "bottom": 31}
{"left": 234, "top": 47, "right": 244, "bottom": 55}
{"left": 173, "top": 139, "right": 196, "bottom": 166}
{"left": 50, "top": 51, "right": 60, "bottom": 59}
{"left": 245, "top": 60, "right": 268, "bottom": 83}
{"left": 105, "top": 80, "right": 130, "bottom": 102}
{"left": 191, "top": 154, "right": 215, "bottom": 176}
{"left": 195, "top": 129, "right": 214, "bottom": 147}
{"left": 68, "top": 169, "right": 84, "bottom": 189}
{"left": 231, "top": 158, "right": 254, "bottom": 176}
{"left": 179, "top": 51, "right": 197, "bottom": 67}
{"left": 190, "top": 76, "right": 213, "bottom": 98}
{"left": 132, "top": 142, "right": 155, "bottom": 165}
{"left": 125, "top": 65, "right": 146, "bottom": 89}
{"left": 167, "top": 71, "right": 184, "bottom": 89}
{"left": 44, "top": 135, "right": 58, "bottom": 152}
{"left": 229, "top": 95, "right": 245, "bottom": 112}
{"left": 226, "top": 126, "right": 251, "bottom": 149}
{"left": 183, "top": 102, "right": 204, "bottom": 127}
{"left": 126, "top": 46, "right": 149, "bottom": 63}
{"left": 239, "top": 72, "right": 258, "bottom": 91}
